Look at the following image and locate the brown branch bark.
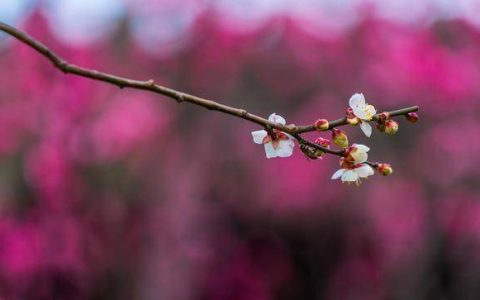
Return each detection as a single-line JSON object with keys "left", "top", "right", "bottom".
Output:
{"left": 0, "top": 21, "right": 418, "bottom": 161}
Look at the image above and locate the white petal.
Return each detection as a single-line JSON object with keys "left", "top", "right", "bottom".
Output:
{"left": 251, "top": 130, "right": 268, "bottom": 144}
{"left": 349, "top": 93, "right": 365, "bottom": 108}
{"left": 352, "top": 107, "right": 369, "bottom": 120}
{"left": 350, "top": 145, "right": 369, "bottom": 164}
{"left": 331, "top": 169, "right": 345, "bottom": 180}
{"left": 359, "top": 122, "right": 372, "bottom": 137}
{"left": 268, "top": 113, "right": 286, "bottom": 125}
{"left": 356, "top": 165, "right": 374, "bottom": 178}
{"left": 353, "top": 144, "right": 370, "bottom": 153}
{"left": 341, "top": 170, "right": 359, "bottom": 182}
{"left": 352, "top": 152, "right": 368, "bottom": 164}
{"left": 264, "top": 142, "right": 278, "bottom": 158}
{"left": 276, "top": 139, "right": 295, "bottom": 157}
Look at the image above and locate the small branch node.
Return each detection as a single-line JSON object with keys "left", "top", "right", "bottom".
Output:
{"left": 56, "top": 60, "right": 69, "bottom": 73}
{"left": 286, "top": 124, "right": 297, "bottom": 132}
{"left": 146, "top": 79, "right": 155, "bottom": 87}
{"left": 175, "top": 93, "right": 185, "bottom": 103}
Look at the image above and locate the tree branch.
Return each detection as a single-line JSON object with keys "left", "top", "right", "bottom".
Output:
{"left": 0, "top": 21, "right": 418, "bottom": 163}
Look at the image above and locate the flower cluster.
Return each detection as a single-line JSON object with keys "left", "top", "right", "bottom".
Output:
{"left": 251, "top": 93, "right": 418, "bottom": 185}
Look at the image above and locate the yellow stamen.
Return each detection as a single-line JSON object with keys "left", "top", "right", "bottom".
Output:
{"left": 364, "top": 105, "right": 375, "bottom": 120}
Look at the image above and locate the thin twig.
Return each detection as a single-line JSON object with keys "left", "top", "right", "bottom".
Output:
{"left": 291, "top": 133, "right": 344, "bottom": 156}
{"left": 294, "top": 106, "right": 419, "bottom": 133}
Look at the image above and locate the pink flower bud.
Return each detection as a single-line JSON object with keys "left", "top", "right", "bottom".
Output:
{"left": 377, "top": 163, "right": 393, "bottom": 176}
{"left": 384, "top": 120, "right": 399, "bottom": 135}
{"left": 405, "top": 112, "right": 418, "bottom": 123}
{"left": 345, "top": 107, "right": 355, "bottom": 118}
{"left": 314, "top": 137, "right": 331, "bottom": 148}
{"left": 332, "top": 129, "right": 349, "bottom": 148}
{"left": 378, "top": 112, "right": 390, "bottom": 122}
{"left": 314, "top": 119, "right": 330, "bottom": 131}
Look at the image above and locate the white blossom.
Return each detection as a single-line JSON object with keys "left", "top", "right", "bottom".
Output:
{"left": 331, "top": 143, "right": 374, "bottom": 185}
{"left": 349, "top": 93, "right": 377, "bottom": 137}
{"left": 251, "top": 113, "right": 295, "bottom": 158}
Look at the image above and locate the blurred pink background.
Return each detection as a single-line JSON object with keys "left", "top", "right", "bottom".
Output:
{"left": 1, "top": 1, "right": 480, "bottom": 299}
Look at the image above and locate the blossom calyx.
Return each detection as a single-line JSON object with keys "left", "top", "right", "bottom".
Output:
{"left": 346, "top": 116, "right": 360, "bottom": 126}
{"left": 332, "top": 129, "right": 349, "bottom": 148}
{"left": 314, "top": 137, "right": 331, "bottom": 148}
{"left": 314, "top": 119, "right": 330, "bottom": 131}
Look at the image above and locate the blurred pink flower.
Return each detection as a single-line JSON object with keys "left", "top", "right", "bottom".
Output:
{"left": 92, "top": 94, "right": 167, "bottom": 161}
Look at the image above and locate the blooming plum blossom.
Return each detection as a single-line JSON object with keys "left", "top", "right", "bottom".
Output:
{"left": 251, "top": 113, "right": 295, "bottom": 158}
{"left": 331, "top": 144, "right": 374, "bottom": 185}
{"left": 349, "top": 93, "right": 377, "bottom": 137}
{"left": 314, "top": 137, "right": 331, "bottom": 148}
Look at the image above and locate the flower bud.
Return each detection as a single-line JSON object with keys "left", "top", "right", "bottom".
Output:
{"left": 314, "top": 137, "right": 331, "bottom": 148}
{"left": 405, "top": 112, "right": 418, "bottom": 123}
{"left": 378, "top": 112, "right": 390, "bottom": 122}
{"left": 314, "top": 119, "right": 330, "bottom": 131}
{"left": 332, "top": 129, "right": 349, "bottom": 148}
{"left": 345, "top": 107, "right": 355, "bottom": 118}
{"left": 384, "top": 120, "right": 399, "bottom": 135}
{"left": 377, "top": 163, "right": 393, "bottom": 176}
{"left": 346, "top": 116, "right": 360, "bottom": 126}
